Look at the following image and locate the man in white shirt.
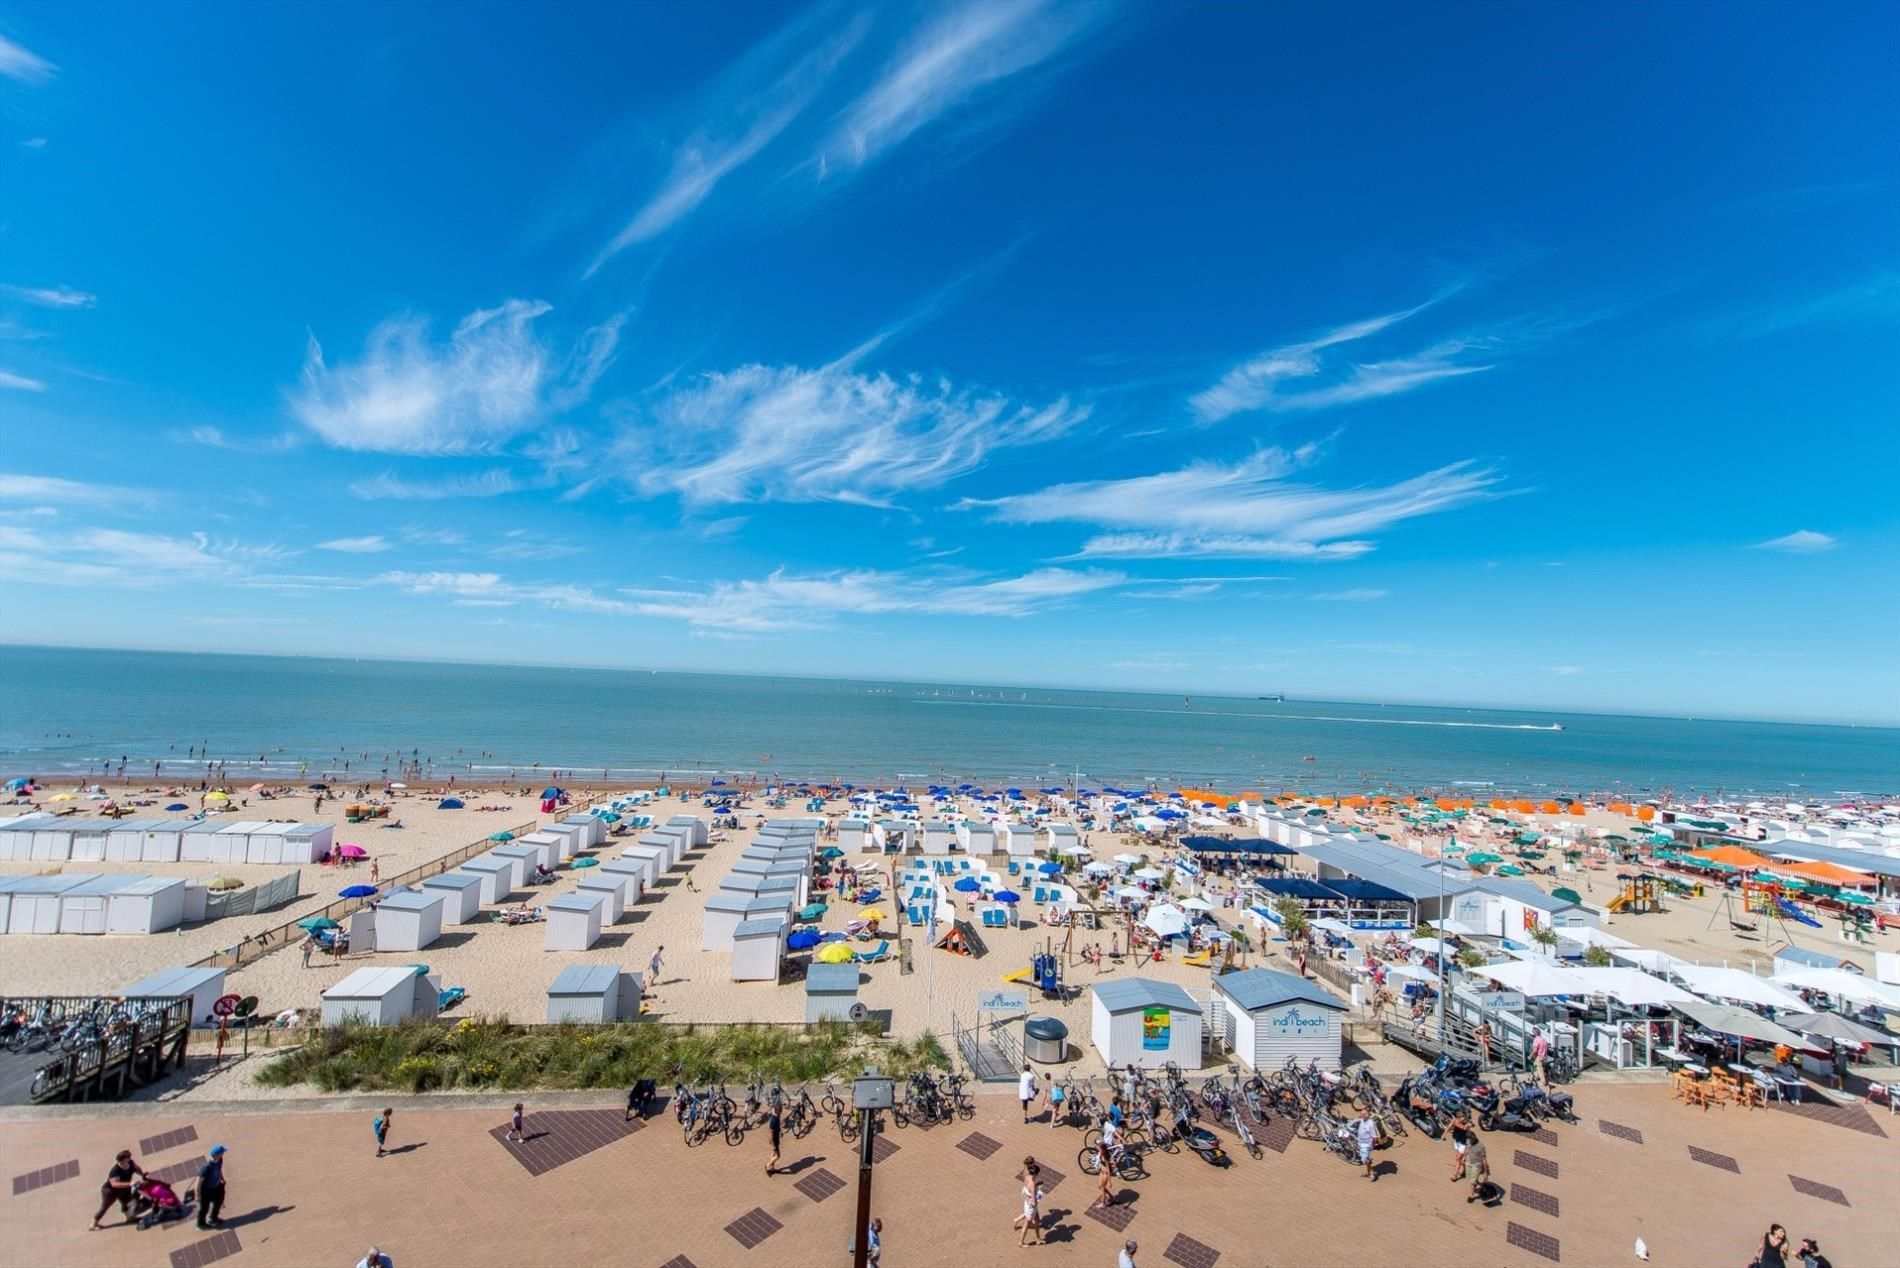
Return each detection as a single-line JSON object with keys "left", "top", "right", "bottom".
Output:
{"left": 1119, "top": 1239, "right": 1140, "bottom": 1268}
{"left": 1018, "top": 1065, "right": 1039, "bottom": 1123}
{"left": 357, "top": 1249, "right": 393, "bottom": 1268}
{"left": 1356, "top": 1111, "right": 1379, "bottom": 1180}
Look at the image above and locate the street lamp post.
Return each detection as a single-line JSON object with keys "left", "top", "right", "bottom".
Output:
{"left": 851, "top": 1067, "right": 894, "bottom": 1268}
{"left": 1434, "top": 835, "right": 1449, "bottom": 1045}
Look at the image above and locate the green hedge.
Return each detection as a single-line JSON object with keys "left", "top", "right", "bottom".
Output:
{"left": 255, "top": 1016, "right": 950, "bottom": 1093}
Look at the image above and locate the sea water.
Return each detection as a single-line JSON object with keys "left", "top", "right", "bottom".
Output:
{"left": 1, "top": 646, "right": 1894, "bottom": 797}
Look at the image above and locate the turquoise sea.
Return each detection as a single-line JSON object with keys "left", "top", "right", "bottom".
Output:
{"left": 1, "top": 647, "right": 1894, "bottom": 797}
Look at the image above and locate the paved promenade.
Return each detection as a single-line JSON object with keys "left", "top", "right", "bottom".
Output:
{"left": 2, "top": 1082, "right": 1889, "bottom": 1267}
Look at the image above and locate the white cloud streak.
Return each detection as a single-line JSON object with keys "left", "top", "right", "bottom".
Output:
{"left": 291, "top": 300, "right": 621, "bottom": 454}
{"left": 1706, "top": 273, "right": 1899, "bottom": 341}
{"left": 625, "top": 358, "right": 1088, "bottom": 506}
{"left": 962, "top": 448, "right": 1502, "bottom": 560}
{"left": 0, "top": 369, "right": 47, "bottom": 392}
{"left": 1, "top": 283, "right": 96, "bottom": 309}
{"left": 349, "top": 469, "right": 523, "bottom": 501}
{"left": 0, "top": 35, "right": 55, "bottom": 84}
{"left": 317, "top": 535, "right": 392, "bottom": 554}
{"left": 1752, "top": 529, "right": 1837, "bottom": 554}
{"left": 0, "top": 473, "right": 152, "bottom": 507}
{"left": 823, "top": 0, "right": 1105, "bottom": 173}
{"left": 1310, "top": 588, "right": 1388, "bottom": 602}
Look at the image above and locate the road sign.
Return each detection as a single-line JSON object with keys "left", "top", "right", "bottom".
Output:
{"left": 211, "top": 994, "right": 241, "bottom": 1018}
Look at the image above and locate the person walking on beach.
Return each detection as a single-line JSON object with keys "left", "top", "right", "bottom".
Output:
{"left": 1089, "top": 1140, "right": 1115, "bottom": 1212}
{"left": 369, "top": 858, "right": 380, "bottom": 885}
{"left": 1461, "top": 1130, "right": 1491, "bottom": 1203}
{"left": 300, "top": 936, "right": 314, "bottom": 969}
{"left": 507, "top": 1103, "right": 525, "bottom": 1144}
{"left": 195, "top": 1145, "right": 227, "bottom": 1229}
{"left": 373, "top": 1107, "right": 393, "bottom": 1157}
{"left": 649, "top": 946, "right": 665, "bottom": 988}
{"left": 1015, "top": 1160, "right": 1044, "bottom": 1246}
{"left": 1018, "top": 1064, "right": 1040, "bottom": 1124}
{"left": 1356, "top": 1109, "right": 1379, "bottom": 1180}
{"left": 764, "top": 1104, "right": 782, "bottom": 1176}
{"left": 88, "top": 1150, "right": 144, "bottom": 1230}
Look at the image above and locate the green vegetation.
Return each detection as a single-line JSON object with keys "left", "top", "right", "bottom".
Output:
{"left": 1273, "top": 898, "right": 1311, "bottom": 942}
{"left": 1582, "top": 944, "right": 1613, "bottom": 967}
{"left": 256, "top": 1016, "right": 950, "bottom": 1094}
{"left": 1458, "top": 946, "right": 1486, "bottom": 969}
{"left": 1528, "top": 923, "right": 1559, "bottom": 951}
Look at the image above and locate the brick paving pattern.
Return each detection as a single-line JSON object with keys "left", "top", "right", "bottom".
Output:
{"left": 1770, "top": 1097, "right": 1888, "bottom": 1138}
{"left": 139, "top": 1125, "right": 199, "bottom": 1154}
{"left": 10, "top": 1159, "right": 78, "bottom": 1195}
{"left": 1687, "top": 1145, "right": 1740, "bottom": 1173}
{"left": 792, "top": 1167, "right": 846, "bottom": 1203}
{"left": 149, "top": 1155, "right": 207, "bottom": 1186}
{"left": 1033, "top": 1162, "right": 1066, "bottom": 1193}
{"left": 870, "top": 1132, "right": 900, "bottom": 1163}
{"left": 723, "top": 1206, "right": 784, "bottom": 1249}
{"left": 1598, "top": 1119, "right": 1644, "bottom": 1144}
{"left": 1506, "top": 1221, "right": 1561, "bottom": 1262}
{"left": 168, "top": 1230, "right": 241, "bottom": 1268}
{"left": 1530, "top": 1127, "right": 1559, "bottom": 1146}
{"left": 1510, "top": 1183, "right": 1560, "bottom": 1217}
{"left": 657, "top": 1257, "right": 696, "bottom": 1268}
{"left": 1085, "top": 1200, "right": 1137, "bottom": 1232}
{"left": 1788, "top": 1175, "right": 1851, "bottom": 1206}
{"left": 1162, "top": 1231, "right": 1221, "bottom": 1268}
{"left": 1257, "top": 1116, "right": 1296, "bottom": 1153}
{"left": 1513, "top": 1150, "right": 1559, "bottom": 1179}
{"left": 955, "top": 1131, "right": 1003, "bottom": 1161}
{"left": 486, "top": 1107, "right": 637, "bottom": 1177}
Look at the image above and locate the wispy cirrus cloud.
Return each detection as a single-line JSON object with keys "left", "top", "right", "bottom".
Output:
{"left": 349, "top": 469, "right": 524, "bottom": 501}
{"left": 317, "top": 535, "right": 392, "bottom": 554}
{"left": 1752, "top": 529, "right": 1837, "bottom": 554}
{"left": 1188, "top": 293, "right": 1508, "bottom": 423}
{"left": 1702, "top": 273, "right": 1899, "bottom": 341}
{"left": 0, "top": 473, "right": 153, "bottom": 508}
{"left": 821, "top": 0, "right": 1110, "bottom": 174}
{"left": 379, "top": 564, "right": 1124, "bottom": 632}
{"left": 0, "top": 34, "right": 56, "bottom": 85}
{"left": 961, "top": 447, "right": 1502, "bottom": 560}
{"left": 0, "top": 523, "right": 293, "bottom": 587}
{"left": 1, "top": 283, "right": 95, "bottom": 309}
{"left": 586, "top": 13, "right": 868, "bottom": 275}
{"left": 1310, "top": 588, "right": 1388, "bottom": 602}
{"left": 291, "top": 300, "right": 622, "bottom": 454}
{"left": 623, "top": 354, "right": 1088, "bottom": 506}
{"left": 0, "top": 369, "right": 47, "bottom": 392}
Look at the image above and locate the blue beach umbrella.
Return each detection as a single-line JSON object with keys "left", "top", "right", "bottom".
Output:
{"left": 339, "top": 884, "right": 378, "bottom": 899}
{"left": 1040, "top": 787, "right": 1064, "bottom": 795}
{"left": 1006, "top": 788, "right": 1023, "bottom": 798}
{"left": 994, "top": 890, "right": 1021, "bottom": 903}
{"left": 1038, "top": 862, "right": 1063, "bottom": 875}
{"left": 571, "top": 856, "right": 599, "bottom": 868}
{"left": 540, "top": 786, "right": 563, "bottom": 799}
{"left": 787, "top": 930, "right": 821, "bottom": 951}
{"left": 953, "top": 877, "right": 980, "bottom": 892}
{"left": 489, "top": 831, "right": 515, "bottom": 842}
{"left": 437, "top": 797, "right": 464, "bottom": 809}
{"left": 165, "top": 802, "right": 189, "bottom": 811}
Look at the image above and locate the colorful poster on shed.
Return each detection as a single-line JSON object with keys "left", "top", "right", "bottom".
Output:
{"left": 1141, "top": 1005, "right": 1171, "bottom": 1050}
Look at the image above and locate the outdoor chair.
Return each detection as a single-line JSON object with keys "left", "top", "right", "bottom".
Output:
{"left": 855, "top": 939, "right": 892, "bottom": 964}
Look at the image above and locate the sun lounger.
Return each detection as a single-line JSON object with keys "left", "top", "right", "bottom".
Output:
{"left": 855, "top": 939, "right": 892, "bottom": 964}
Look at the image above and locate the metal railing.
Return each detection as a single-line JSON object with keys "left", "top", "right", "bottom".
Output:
{"left": 7, "top": 995, "right": 194, "bottom": 1103}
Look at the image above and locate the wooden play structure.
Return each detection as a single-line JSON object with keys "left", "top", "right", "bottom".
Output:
{"left": 936, "top": 919, "right": 987, "bottom": 958}
{"left": 1604, "top": 873, "right": 1662, "bottom": 915}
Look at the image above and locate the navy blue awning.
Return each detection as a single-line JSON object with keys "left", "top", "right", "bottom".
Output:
{"left": 1254, "top": 876, "right": 1343, "bottom": 900}
{"left": 1322, "top": 877, "right": 1412, "bottom": 904}
{"left": 1181, "top": 836, "right": 1296, "bottom": 856}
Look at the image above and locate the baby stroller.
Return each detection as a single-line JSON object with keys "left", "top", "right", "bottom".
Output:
{"left": 132, "top": 1178, "right": 193, "bottom": 1230}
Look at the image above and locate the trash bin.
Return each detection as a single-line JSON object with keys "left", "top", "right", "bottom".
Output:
{"left": 1024, "top": 1015, "right": 1069, "bottom": 1064}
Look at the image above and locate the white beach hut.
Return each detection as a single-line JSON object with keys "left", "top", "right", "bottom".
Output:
{"left": 514, "top": 834, "right": 563, "bottom": 870}
{"left": 375, "top": 890, "right": 447, "bottom": 952}
{"left": 665, "top": 815, "right": 709, "bottom": 847}
{"left": 958, "top": 822, "right": 998, "bottom": 856}
{"left": 544, "top": 892, "right": 605, "bottom": 951}
{"left": 1044, "top": 823, "right": 1080, "bottom": 855}
{"left": 620, "top": 844, "right": 669, "bottom": 883}
{"left": 921, "top": 822, "right": 956, "bottom": 856}
{"left": 560, "top": 814, "right": 606, "bottom": 847}
{"left": 462, "top": 854, "right": 518, "bottom": 903}
{"left": 639, "top": 831, "right": 687, "bottom": 867}
{"left": 1000, "top": 822, "right": 1037, "bottom": 858}
{"left": 0, "top": 875, "right": 82, "bottom": 931}
{"left": 599, "top": 856, "right": 651, "bottom": 900}
{"left": 59, "top": 876, "right": 136, "bottom": 934}
{"left": 106, "top": 877, "right": 187, "bottom": 935}
{"left": 837, "top": 818, "right": 870, "bottom": 852}
{"left": 30, "top": 822, "right": 74, "bottom": 861}
{"left": 122, "top": 966, "right": 229, "bottom": 1024}
{"left": 322, "top": 966, "right": 439, "bottom": 1026}
{"left": 0, "top": 814, "right": 57, "bottom": 859}
{"left": 140, "top": 820, "right": 190, "bottom": 863}
{"left": 547, "top": 964, "right": 642, "bottom": 1023}
{"left": 102, "top": 818, "right": 151, "bottom": 862}
{"left": 1091, "top": 978, "right": 1203, "bottom": 1070}
{"left": 283, "top": 822, "right": 334, "bottom": 863}
{"left": 731, "top": 916, "right": 787, "bottom": 982}
{"left": 213, "top": 822, "right": 269, "bottom": 863}
{"left": 492, "top": 843, "right": 543, "bottom": 880}
{"left": 420, "top": 871, "right": 485, "bottom": 924}
{"left": 1212, "top": 968, "right": 1347, "bottom": 1072}
{"left": 68, "top": 825, "right": 109, "bottom": 862}
{"left": 875, "top": 820, "right": 917, "bottom": 853}
{"left": 703, "top": 894, "right": 785, "bottom": 952}
{"left": 805, "top": 963, "right": 861, "bottom": 1022}
{"left": 576, "top": 871, "right": 630, "bottom": 922}
{"left": 179, "top": 820, "right": 225, "bottom": 863}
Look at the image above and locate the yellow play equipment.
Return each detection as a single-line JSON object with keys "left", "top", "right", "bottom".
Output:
{"left": 1604, "top": 874, "right": 1661, "bottom": 915}
{"left": 1001, "top": 967, "right": 1033, "bottom": 984}
{"left": 1180, "top": 949, "right": 1212, "bottom": 967}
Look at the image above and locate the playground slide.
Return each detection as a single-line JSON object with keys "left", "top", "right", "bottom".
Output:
{"left": 1776, "top": 897, "right": 1823, "bottom": 928}
{"left": 1604, "top": 893, "right": 1631, "bottom": 913}
{"left": 1180, "top": 950, "right": 1212, "bottom": 967}
{"left": 1001, "top": 967, "right": 1033, "bottom": 984}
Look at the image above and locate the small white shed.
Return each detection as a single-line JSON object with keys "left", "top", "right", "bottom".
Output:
{"left": 618, "top": 845, "right": 668, "bottom": 885}
{"left": 106, "top": 877, "right": 188, "bottom": 934}
{"left": 282, "top": 822, "right": 334, "bottom": 863}
{"left": 122, "top": 966, "right": 229, "bottom": 1025}
{"left": 547, "top": 964, "right": 642, "bottom": 1023}
{"left": 59, "top": 876, "right": 135, "bottom": 933}
{"left": 463, "top": 855, "right": 518, "bottom": 903}
{"left": 703, "top": 894, "right": 785, "bottom": 951}
{"left": 102, "top": 819, "right": 151, "bottom": 862}
{"left": 4, "top": 876, "right": 87, "bottom": 933}
{"left": 420, "top": 871, "right": 485, "bottom": 923}
{"left": 140, "top": 821, "right": 190, "bottom": 863}
{"left": 544, "top": 892, "right": 605, "bottom": 951}
{"left": 921, "top": 823, "right": 956, "bottom": 856}
{"left": 576, "top": 871, "right": 629, "bottom": 922}
{"left": 665, "top": 814, "right": 709, "bottom": 847}
{"left": 375, "top": 890, "right": 447, "bottom": 952}
{"left": 731, "top": 916, "right": 787, "bottom": 982}
{"left": 492, "top": 844, "right": 542, "bottom": 881}
{"left": 1044, "top": 823, "right": 1080, "bottom": 855}
{"left": 598, "top": 857, "right": 649, "bottom": 902}
{"left": 0, "top": 814, "right": 58, "bottom": 859}
{"left": 322, "top": 966, "right": 439, "bottom": 1026}
{"left": 1212, "top": 968, "right": 1347, "bottom": 1072}
{"left": 68, "top": 826, "right": 108, "bottom": 862}
{"left": 838, "top": 818, "right": 870, "bottom": 852}
{"left": 1000, "top": 822, "right": 1037, "bottom": 857}
{"left": 513, "top": 835, "right": 563, "bottom": 871}
{"left": 560, "top": 814, "right": 606, "bottom": 847}
{"left": 639, "top": 831, "right": 686, "bottom": 867}
{"left": 180, "top": 821, "right": 226, "bottom": 862}
{"left": 958, "top": 822, "right": 999, "bottom": 855}
{"left": 805, "top": 962, "right": 861, "bottom": 1022}
{"left": 874, "top": 820, "right": 916, "bottom": 853}
{"left": 1091, "top": 978, "right": 1204, "bottom": 1070}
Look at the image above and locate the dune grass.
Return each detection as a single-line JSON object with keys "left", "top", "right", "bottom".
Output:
{"left": 256, "top": 1016, "right": 950, "bottom": 1093}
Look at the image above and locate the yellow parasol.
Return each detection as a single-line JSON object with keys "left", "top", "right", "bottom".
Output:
{"left": 205, "top": 876, "right": 244, "bottom": 891}
{"left": 856, "top": 908, "right": 888, "bottom": 923}
{"left": 815, "top": 941, "right": 855, "bottom": 964}
{"left": 48, "top": 792, "right": 76, "bottom": 801}
{"left": 206, "top": 791, "right": 230, "bottom": 801}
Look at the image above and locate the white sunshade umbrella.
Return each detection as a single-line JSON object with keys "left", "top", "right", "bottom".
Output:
{"left": 1774, "top": 968, "right": 1900, "bottom": 1010}
{"left": 1181, "top": 896, "right": 1215, "bottom": 912}
{"left": 1113, "top": 885, "right": 1146, "bottom": 900}
{"left": 1569, "top": 967, "right": 1699, "bottom": 1008}
{"left": 1674, "top": 1000, "right": 1808, "bottom": 1049}
{"left": 1409, "top": 936, "right": 1450, "bottom": 955}
{"left": 1671, "top": 964, "right": 1808, "bottom": 1011}
{"left": 1084, "top": 861, "right": 1115, "bottom": 875}
{"left": 1471, "top": 959, "right": 1583, "bottom": 997}
{"left": 1143, "top": 905, "right": 1190, "bottom": 938}
{"left": 1114, "top": 852, "right": 1143, "bottom": 865}
{"left": 1133, "top": 866, "right": 1164, "bottom": 880}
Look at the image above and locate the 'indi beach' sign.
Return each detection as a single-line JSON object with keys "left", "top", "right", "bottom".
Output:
{"left": 1266, "top": 1005, "right": 1331, "bottom": 1033}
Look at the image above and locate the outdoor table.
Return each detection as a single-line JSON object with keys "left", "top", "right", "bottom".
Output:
{"left": 1680, "top": 1062, "right": 1709, "bottom": 1078}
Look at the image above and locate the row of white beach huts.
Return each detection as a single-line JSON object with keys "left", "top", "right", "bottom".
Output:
{"left": 836, "top": 818, "right": 1079, "bottom": 857}
{"left": 0, "top": 813, "right": 334, "bottom": 865}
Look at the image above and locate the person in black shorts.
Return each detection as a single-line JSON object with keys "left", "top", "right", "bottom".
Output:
{"left": 765, "top": 1107, "right": 783, "bottom": 1176}
{"left": 89, "top": 1151, "right": 144, "bottom": 1230}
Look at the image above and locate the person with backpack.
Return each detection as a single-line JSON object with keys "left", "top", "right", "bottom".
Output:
{"left": 373, "top": 1108, "right": 393, "bottom": 1157}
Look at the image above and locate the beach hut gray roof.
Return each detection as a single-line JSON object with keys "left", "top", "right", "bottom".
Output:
{"left": 122, "top": 966, "right": 228, "bottom": 999}
{"left": 704, "top": 892, "right": 755, "bottom": 914}
{"left": 376, "top": 890, "right": 445, "bottom": 913}
{"left": 1472, "top": 878, "right": 1578, "bottom": 912}
{"left": 550, "top": 964, "right": 620, "bottom": 995}
{"left": 1298, "top": 842, "right": 1475, "bottom": 903}
{"left": 1092, "top": 978, "right": 1198, "bottom": 1014}
{"left": 734, "top": 916, "right": 787, "bottom": 938}
{"left": 1047, "top": 823, "right": 1079, "bottom": 836}
{"left": 547, "top": 892, "right": 605, "bottom": 914}
{"left": 806, "top": 964, "right": 859, "bottom": 993}
{"left": 1213, "top": 967, "right": 1345, "bottom": 1013}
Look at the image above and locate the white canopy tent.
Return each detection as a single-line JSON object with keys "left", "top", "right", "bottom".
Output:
{"left": 1470, "top": 959, "right": 1579, "bottom": 996}
{"left": 1567, "top": 968, "right": 1698, "bottom": 1008}
{"left": 1142, "top": 905, "right": 1190, "bottom": 938}
{"left": 1773, "top": 968, "right": 1900, "bottom": 1010}
{"left": 1670, "top": 965, "right": 1808, "bottom": 1011}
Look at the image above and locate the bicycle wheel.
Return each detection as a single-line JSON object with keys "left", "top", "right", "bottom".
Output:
{"left": 1080, "top": 1126, "right": 1102, "bottom": 1151}
{"left": 1295, "top": 1116, "right": 1323, "bottom": 1141}
{"left": 724, "top": 1117, "right": 747, "bottom": 1146}
{"left": 890, "top": 1104, "right": 909, "bottom": 1129}
{"left": 1153, "top": 1128, "right": 1180, "bottom": 1154}
{"left": 686, "top": 1117, "right": 709, "bottom": 1147}
{"left": 1119, "top": 1127, "right": 1148, "bottom": 1154}
{"left": 30, "top": 1067, "right": 50, "bottom": 1099}
{"left": 956, "top": 1094, "right": 975, "bottom": 1121}
{"left": 838, "top": 1114, "right": 860, "bottom": 1144}
{"left": 792, "top": 1110, "right": 815, "bottom": 1140}
{"left": 1116, "top": 1151, "right": 1145, "bottom": 1181}
{"left": 1078, "top": 1147, "right": 1101, "bottom": 1175}
{"left": 820, "top": 1094, "right": 844, "bottom": 1117}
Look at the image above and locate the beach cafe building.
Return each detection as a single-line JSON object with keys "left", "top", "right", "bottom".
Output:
{"left": 1292, "top": 839, "right": 1476, "bottom": 925}
{"left": 1091, "top": 978, "right": 1204, "bottom": 1070}
{"left": 1213, "top": 967, "right": 1348, "bottom": 1072}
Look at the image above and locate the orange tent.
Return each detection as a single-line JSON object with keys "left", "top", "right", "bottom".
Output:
{"left": 1607, "top": 802, "right": 1633, "bottom": 815}
{"left": 1692, "top": 845, "right": 1772, "bottom": 869}
{"left": 1566, "top": 802, "right": 1587, "bottom": 816}
{"left": 1635, "top": 806, "right": 1656, "bottom": 822}
{"left": 1776, "top": 859, "right": 1876, "bottom": 887}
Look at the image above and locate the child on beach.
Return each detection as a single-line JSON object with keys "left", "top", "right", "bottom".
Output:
{"left": 507, "top": 1103, "right": 525, "bottom": 1143}
{"left": 373, "top": 1108, "right": 392, "bottom": 1157}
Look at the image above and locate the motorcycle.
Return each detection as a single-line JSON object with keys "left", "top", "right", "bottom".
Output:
{"left": 1478, "top": 1090, "right": 1541, "bottom": 1133}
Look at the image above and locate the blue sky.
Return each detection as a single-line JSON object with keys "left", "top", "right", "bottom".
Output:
{"left": 1, "top": 2, "right": 1897, "bottom": 724}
